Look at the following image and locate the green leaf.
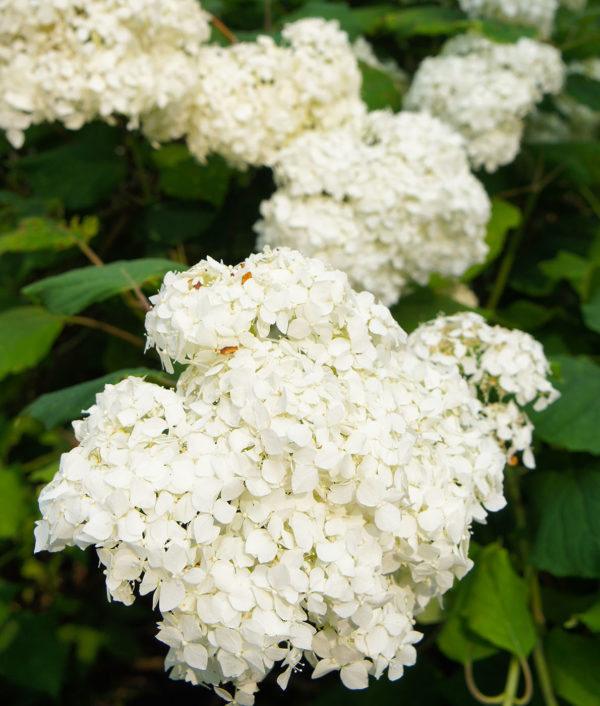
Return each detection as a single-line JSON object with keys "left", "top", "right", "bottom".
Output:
{"left": 0, "top": 307, "right": 63, "bottom": 381}
{"left": 531, "top": 355, "right": 600, "bottom": 454}
{"left": 151, "top": 146, "right": 231, "bottom": 206}
{"left": 538, "top": 250, "right": 593, "bottom": 297}
{"left": 545, "top": 629, "right": 600, "bottom": 706}
{"left": 383, "top": 7, "right": 470, "bottom": 38}
{"left": 15, "top": 123, "right": 127, "bottom": 210}
{"left": 0, "top": 612, "right": 69, "bottom": 697}
{"left": 0, "top": 215, "right": 98, "bottom": 255}
{"left": 532, "top": 142, "right": 600, "bottom": 187}
{"left": 477, "top": 18, "right": 538, "bottom": 42}
{"left": 463, "top": 544, "right": 536, "bottom": 658}
{"left": 359, "top": 62, "right": 402, "bottom": 112}
{"left": 579, "top": 600, "right": 600, "bottom": 632}
{"left": 528, "top": 469, "right": 600, "bottom": 578}
{"left": 565, "top": 73, "right": 600, "bottom": 111}
{"left": 0, "top": 468, "right": 26, "bottom": 538}
{"left": 144, "top": 201, "right": 217, "bottom": 246}
{"left": 498, "top": 300, "right": 554, "bottom": 330}
{"left": 21, "top": 367, "right": 163, "bottom": 430}
{"left": 463, "top": 198, "right": 521, "bottom": 280}
{"left": 390, "top": 288, "right": 474, "bottom": 333}
{"left": 582, "top": 288, "right": 600, "bottom": 332}
{"left": 22, "top": 258, "right": 185, "bottom": 316}
{"left": 437, "top": 568, "right": 499, "bottom": 664}
{"left": 282, "top": 3, "right": 394, "bottom": 40}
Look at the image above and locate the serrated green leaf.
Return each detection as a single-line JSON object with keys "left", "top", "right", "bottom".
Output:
{"left": 565, "top": 73, "right": 600, "bottom": 111}
{"left": 528, "top": 469, "right": 600, "bottom": 578}
{"left": 531, "top": 355, "right": 600, "bottom": 454}
{"left": 21, "top": 367, "right": 163, "bottom": 430}
{"left": 359, "top": 62, "right": 402, "bottom": 112}
{"left": 22, "top": 258, "right": 185, "bottom": 316}
{"left": 0, "top": 307, "right": 63, "bottom": 381}
{"left": 15, "top": 123, "right": 127, "bottom": 210}
{"left": 0, "top": 215, "right": 98, "bottom": 255}
{"left": 463, "top": 544, "right": 536, "bottom": 658}
{"left": 0, "top": 468, "right": 26, "bottom": 538}
{"left": 282, "top": 3, "right": 394, "bottom": 39}
{"left": 151, "top": 146, "right": 231, "bottom": 206}
{"left": 383, "top": 7, "right": 470, "bottom": 37}
{"left": 463, "top": 198, "right": 521, "bottom": 280}
{"left": 545, "top": 629, "right": 600, "bottom": 706}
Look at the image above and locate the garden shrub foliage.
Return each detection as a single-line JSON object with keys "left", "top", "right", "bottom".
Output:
{"left": 1, "top": 1, "right": 600, "bottom": 706}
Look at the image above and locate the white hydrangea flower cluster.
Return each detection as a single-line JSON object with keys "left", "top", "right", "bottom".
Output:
{"left": 404, "top": 34, "right": 565, "bottom": 171}
{"left": 144, "top": 19, "right": 365, "bottom": 169}
{"left": 408, "top": 312, "right": 559, "bottom": 469}
{"left": 36, "top": 248, "right": 515, "bottom": 704}
{"left": 0, "top": 0, "right": 211, "bottom": 148}
{"left": 457, "top": 0, "right": 558, "bottom": 37}
{"left": 255, "top": 110, "right": 491, "bottom": 306}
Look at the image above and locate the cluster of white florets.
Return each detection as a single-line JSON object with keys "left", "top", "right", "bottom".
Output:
{"left": 171, "top": 19, "right": 365, "bottom": 169}
{"left": 255, "top": 110, "right": 491, "bottom": 306}
{"left": 408, "top": 312, "right": 559, "bottom": 468}
{"left": 404, "top": 34, "right": 565, "bottom": 171}
{"left": 0, "top": 0, "right": 211, "bottom": 148}
{"left": 457, "top": 0, "right": 558, "bottom": 37}
{"left": 35, "top": 249, "right": 523, "bottom": 704}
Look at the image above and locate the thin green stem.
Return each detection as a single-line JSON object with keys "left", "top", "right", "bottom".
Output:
{"left": 486, "top": 187, "right": 540, "bottom": 311}
{"left": 533, "top": 641, "right": 559, "bottom": 706}
{"left": 502, "top": 656, "right": 521, "bottom": 706}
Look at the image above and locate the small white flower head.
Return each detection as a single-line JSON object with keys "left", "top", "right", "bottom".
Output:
{"left": 0, "top": 0, "right": 211, "bottom": 147}
{"left": 36, "top": 249, "right": 513, "bottom": 703}
{"left": 457, "top": 0, "right": 558, "bottom": 38}
{"left": 407, "top": 312, "right": 559, "bottom": 467}
{"left": 255, "top": 110, "right": 491, "bottom": 306}
{"left": 144, "top": 19, "right": 365, "bottom": 169}
{"left": 404, "top": 34, "right": 565, "bottom": 171}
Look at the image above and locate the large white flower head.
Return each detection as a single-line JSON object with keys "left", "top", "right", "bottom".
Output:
{"left": 404, "top": 34, "right": 565, "bottom": 171}
{"left": 255, "top": 110, "right": 491, "bottom": 306}
{"left": 145, "top": 19, "right": 365, "bottom": 169}
{"left": 36, "top": 249, "right": 514, "bottom": 704}
{"left": 407, "top": 312, "right": 559, "bottom": 468}
{"left": 0, "top": 0, "right": 211, "bottom": 148}
{"left": 457, "top": 0, "right": 558, "bottom": 38}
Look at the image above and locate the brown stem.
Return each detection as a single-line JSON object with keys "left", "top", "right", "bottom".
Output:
{"left": 465, "top": 659, "right": 505, "bottom": 704}
{"left": 210, "top": 15, "right": 239, "bottom": 43}
{"left": 65, "top": 315, "right": 145, "bottom": 349}
{"left": 73, "top": 238, "right": 103, "bottom": 267}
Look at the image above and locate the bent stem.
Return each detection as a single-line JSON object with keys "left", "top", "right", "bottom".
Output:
{"left": 210, "top": 14, "right": 238, "bottom": 43}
